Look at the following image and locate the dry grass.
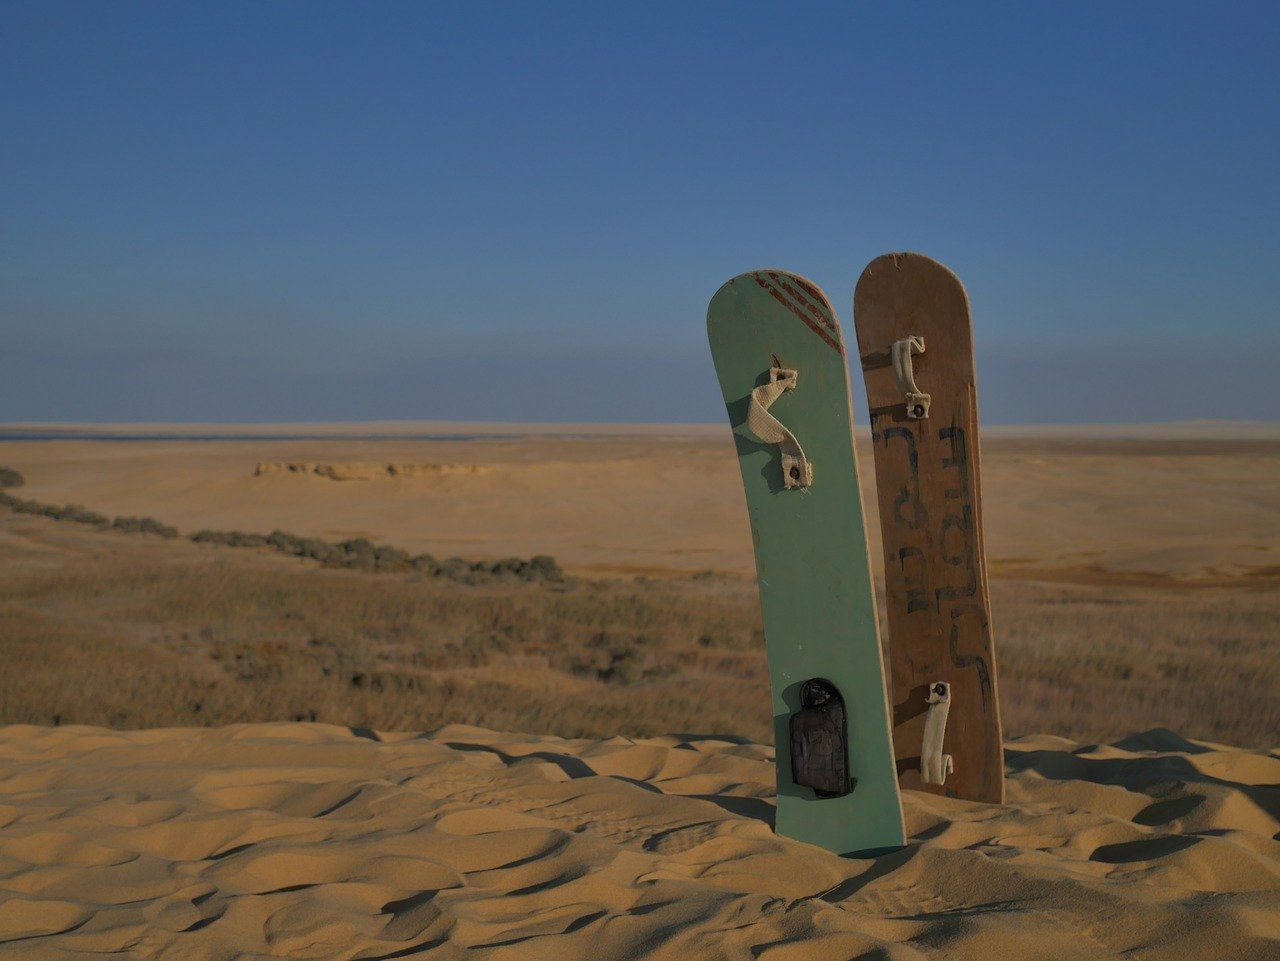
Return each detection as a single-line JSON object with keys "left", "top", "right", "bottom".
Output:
{"left": 995, "top": 583, "right": 1278, "bottom": 745}
{"left": 1, "top": 513, "right": 1276, "bottom": 748}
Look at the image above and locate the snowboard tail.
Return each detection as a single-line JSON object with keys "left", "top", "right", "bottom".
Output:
{"left": 707, "top": 269, "right": 905, "bottom": 855}
{"left": 853, "top": 252, "right": 1004, "bottom": 804}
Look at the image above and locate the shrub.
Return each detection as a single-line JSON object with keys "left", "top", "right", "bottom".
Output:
{"left": 373, "top": 546, "right": 411, "bottom": 572}
{"left": 297, "top": 538, "right": 338, "bottom": 563}
{"left": 113, "top": 516, "right": 179, "bottom": 538}
{"left": 439, "top": 557, "right": 470, "bottom": 580}
{"left": 63, "top": 506, "right": 110, "bottom": 529}
{"left": 599, "top": 645, "right": 644, "bottom": 684}
{"left": 267, "top": 530, "right": 306, "bottom": 555}
{"left": 10, "top": 502, "right": 568, "bottom": 587}
{"left": 339, "top": 538, "right": 375, "bottom": 557}
{"left": 0, "top": 467, "right": 24, "bottom": 489}
{"left": 530, "top": 555, "right": 564, "bottom": 581}
{"left": 190, "top": 530, "right": 268, "bottom": 548}
{"left": 0, "top": 493, "right": 108, "bottom": 529}
{"left": 411, "top": 553, "right": 439, "bottom": 574}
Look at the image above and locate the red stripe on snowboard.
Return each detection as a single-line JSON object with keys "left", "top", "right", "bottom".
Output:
{"left": 767, "top": 272, "right": 839, "bottom": 333}
{"left": 753, "top": 274, "right": 844, "bottom": 354}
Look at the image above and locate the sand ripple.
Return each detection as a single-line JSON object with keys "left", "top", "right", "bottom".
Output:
{"left": 0, "top": 723, "right": 1274, "bottom": 959}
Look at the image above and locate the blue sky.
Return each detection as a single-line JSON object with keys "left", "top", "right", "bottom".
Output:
{"left": 2, "top": 2, "right": 1277, "bottom": 423}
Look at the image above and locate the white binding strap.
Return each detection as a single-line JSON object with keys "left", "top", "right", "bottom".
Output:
{"left": 891, "top": 336, "right": 931, "bottom": 419}
{"left": 921, "top": 681, "right": 954, "bottom": 786}
{"left": 746, "top": 366, "right": 812, "bottom": 489}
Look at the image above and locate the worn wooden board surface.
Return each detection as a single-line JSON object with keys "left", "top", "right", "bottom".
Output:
{"left": 707, "top": 269, "right": 904, "bottom": 854}
{"left": 853, "top": 252, "right": 1004, "bottom": 804}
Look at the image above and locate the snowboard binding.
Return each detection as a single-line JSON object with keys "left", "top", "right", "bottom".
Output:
{"left": 746, "top": 359, "right": 813, "bottom": 489}
{"left": 890, "top": 335, "right": 931, "bottom": 419}
{"left": 921, "top": 681, "right": 955, "bottom": 786}
{"left": 789, "top": 678, "right": 854, "bottom": 798}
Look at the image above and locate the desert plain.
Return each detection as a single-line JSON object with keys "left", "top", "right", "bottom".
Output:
{"left": 0, "top": 421, "right": 1276, "bottom": 959}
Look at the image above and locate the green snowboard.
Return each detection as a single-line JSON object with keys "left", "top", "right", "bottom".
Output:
{"left": 707, "top": 269, "right": 905, "bottom": 856}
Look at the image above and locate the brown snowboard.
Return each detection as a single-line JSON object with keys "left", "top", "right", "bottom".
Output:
{"left": 853, "top": 252, "right": 1004, "bottom": 804}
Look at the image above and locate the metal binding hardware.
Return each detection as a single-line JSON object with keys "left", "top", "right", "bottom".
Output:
{"left": 921, "top": 681, "right": 954, "bottom": 785}
{"left": 891, "top": 336, "right": 931, "bottom": 419}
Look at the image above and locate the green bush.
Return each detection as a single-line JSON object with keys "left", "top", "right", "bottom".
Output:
{"left": 529, "top": 555, "right": 564, "bottom": 581}
{"left": 411, "top": 553, "right": 439, "bottom": 574}
{"left": 112, "top": 516, "right": 179, "bottom": 538}
{"left": 190, "top": 529, "right": 268, "bottom": 548}
{"left": 0, "top": 494, "right": 110, "bottom": 529}
{"left": 439, "top": 557, "right": 469, "bottom": 580}
{"left": 0, "top": 467, "right": 24, "bottom": 489}
{"left": 3, "top": 497, "right": 566, "bottom": 586}
{"left": 371, "top": 545, "right": 409, "bottom": 570}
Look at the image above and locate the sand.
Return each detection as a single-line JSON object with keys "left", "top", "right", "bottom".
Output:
{"left": 3, "top": 421, "right": 1279, "bottom": 580}
{"left": 0, "top": 722, "right": 1274, "bottom": 959}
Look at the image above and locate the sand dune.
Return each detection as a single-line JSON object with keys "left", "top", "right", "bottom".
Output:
{"left": 0, "top": 722, "right": 1274, "bottom": 959}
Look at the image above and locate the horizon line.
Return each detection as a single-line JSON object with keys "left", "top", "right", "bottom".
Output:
{"left": 2, "top": 418, "right": 1278, "bottom": 437}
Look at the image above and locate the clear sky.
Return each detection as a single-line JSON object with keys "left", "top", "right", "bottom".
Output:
{"left": 2, "top": 2, "right": 1277, "bottom": 424}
